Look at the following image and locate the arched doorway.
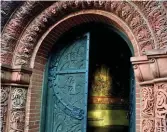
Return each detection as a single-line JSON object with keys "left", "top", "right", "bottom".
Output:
{"left": 41, "top": 23, "right": 135, "bottom": 132}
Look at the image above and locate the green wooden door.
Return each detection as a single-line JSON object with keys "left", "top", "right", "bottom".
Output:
{"left": 45, "top": 33, "right": 90, "bottom": 132}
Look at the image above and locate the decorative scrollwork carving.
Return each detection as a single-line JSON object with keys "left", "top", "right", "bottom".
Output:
{"left": 155, "top": 83, "right": 167, "bottom": 132}
{"left": 48, "top": 34, "right": 89, "bottom": 131}
{"left": 142, "top": 119, "right": 155, "bottom": 132}
{"left": 1, "top": 1, "right": 37, "bottom": 51}
{"left": 134, "top": 24, "right": 151, "bottom": 42}
{"left": 134, "top": 1, "right": 167, "bottom": 48}
{"left": 0, "top": 86, "right": 10, "bottom": 132}
{"left": 10, "top": 111, "right": 25, "bottom": 132}
{"left": 141, "top": 85, "right": 154, "bottom": 118}
{"left": 11, "top": 88, "right": 27, "bottom": 109}
{"left": 12, "top": 1, "right": 156, "bottom": 67}
{"left": 9, "top": 87, "right": 27, "bottom": 132}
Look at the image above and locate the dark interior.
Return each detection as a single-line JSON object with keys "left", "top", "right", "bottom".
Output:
{"left": 89, "top": 24, "right": 132, "bottom": 99}
{"left": 55, "top": 22, "right": 132, "bottom": 98}
{"left": 53, "top": 22, "right": 133, "bottom": 132}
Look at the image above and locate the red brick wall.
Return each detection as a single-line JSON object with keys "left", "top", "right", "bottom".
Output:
{"left": 25, "top": 58, "right": 46, "bottom": 132}
{"left": 136, "top": 83, "right": 141, "bottom": 132}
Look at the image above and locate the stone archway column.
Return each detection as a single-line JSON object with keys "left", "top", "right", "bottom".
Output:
{"left": 131, "top": 48, "right": 167, "bottom": 132}
{"left": 1, "top": 65, "right": 32, "bottom": 132}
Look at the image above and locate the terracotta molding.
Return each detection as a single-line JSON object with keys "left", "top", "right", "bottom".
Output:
{"left": 7, "top": 87, "right": 27, "bottom": 132}
{"left": 154, "top": 82, "right": 167, "bottom": 131}
{"left": 146, "top": 46, "right": 167, "bottom": 56}
{"left": 139, "top": 77, "right": 167, "bottom": 86}
{"left": 12, "top": 1, "right": 160, "bottom": 68}
{"left": 1, "top": 83, "right": 29, "bottom": 87}
{"left": 1, "top": 65, "right": 32, "bottom": 84}
{"left": 131, "top": 51, "right": 167, "bottom": 83}
{"left": 30, "top": 10, "right": 139, "bottom": 68}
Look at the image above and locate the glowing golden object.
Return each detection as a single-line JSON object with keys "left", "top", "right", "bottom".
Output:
{"left": 88, "top": 110, "right": 129, "bottom": 126}
{"left": 91, "top": 65, "right": 112, "bottom": 96}
{"left": 88, "top": 65, "right": 129, "bottom": 127}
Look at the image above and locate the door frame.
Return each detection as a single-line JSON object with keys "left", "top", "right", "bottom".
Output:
{"left": 39, "top": 57, "right": 50, "bottom": 132}
{"left": 39, "top": 24, "right": 136, "bottom": 132}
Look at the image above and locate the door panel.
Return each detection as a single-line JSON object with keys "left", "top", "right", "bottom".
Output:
{"left": 49, "top": 36, "right": 87, "bottom": 71}
{"left": 47, "top": 33, "right": 90, "bottom": 132}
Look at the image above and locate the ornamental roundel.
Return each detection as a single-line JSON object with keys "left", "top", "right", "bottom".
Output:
{"left": 11, "top": 88, "right": 27, "bottom": 109}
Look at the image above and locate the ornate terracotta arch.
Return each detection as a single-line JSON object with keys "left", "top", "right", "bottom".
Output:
{"left": 1, "top": 1, "right": 166, "bottom": 68}
{"left": 12, "top": 1, "right": 156, "bottom": 68}
{"left": 1, "top": 1, "right": 167, "bottom": 132}
{"left": 30, "top": 10, "right": 140, "bottom": 68}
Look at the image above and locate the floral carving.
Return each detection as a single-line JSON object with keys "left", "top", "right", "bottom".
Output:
{"left": 134, "top": 25, "right": 151, "bottom": 42}
{"left": 110, "top": 1, "right": 118, "bottom": 11}
{"left": 121, "top": 2, "right": 132, "bottom": 19}
{"left": 11, "top": 88, "right": 27, "bottom": 109}
{"left": 1, "top": 1, "right": 22, "bottom": 31}
{"left": 134, "top": 1, "right": 167, "bottom": 49}
{"left": 10, "top": 111, "right": 25, "bottom": 132}
{"left": 9, "top": 88, "right": 27, "bottom": 132}
{"left": 155, "top": 83, "right": 167, "bottom": 132}
{"left": 1, "top": 1, "right": 51, "bottom": 65}
{"left": 0, "top": 86, "right": 10, "bottom": 132}
{"left": 139, "top": 40, "right": 154, "bottom": 53}
{"left": 142, "top": 119, "right": 155, "bottom": 132}
{"left": 141, "top": 85, "right": 154, "bottom": 118}
{"left": 129, "top": 13, "right": 143, "bottom": 29}
{"left": 12, "top": 1, "right": 155, "bottom": 67}
{"left": 1, "top": 1, "right": 167, "bottom": 66}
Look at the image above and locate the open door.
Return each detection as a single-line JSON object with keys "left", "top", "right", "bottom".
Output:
{"left": 46, "top": 33, "right": 90, "bottom": 132}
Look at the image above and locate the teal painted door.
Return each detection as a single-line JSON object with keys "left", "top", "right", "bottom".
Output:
{"left": 46, "top": 33, "right": 90, "bottom": 132}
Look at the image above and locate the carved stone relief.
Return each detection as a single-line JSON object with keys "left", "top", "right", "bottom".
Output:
{"left": 155, "top": 83, "right": 167, "bottom": 132}
{"left": 0, "top": 86, "right": 10, "bottom": 132}
{"left": 9, "top": 88, "right": 27, "bottom": 132}
{"left": 132, "top": 53, "right": 167, "bottom": 132}
{"left": 1, "top": 1, "right": 23, "bottom": 31}
{"left": 141, "top": 85, "right": 155, "bottom": 132}
{"left": 141, "top": 85, "right": 154, "bottom": 118}
{"left": 1, "top": 1, "right": 166, "bottom": 67}
{"left": 12, "top": 1, "right": 157, "bottom": 67}
{"left": 133, "top": 1, "right": 167, "bottom": 49}
{"left": 142, "top": 118, "right": 155, "bottom": 132}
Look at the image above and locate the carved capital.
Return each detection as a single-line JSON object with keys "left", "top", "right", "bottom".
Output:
{"left": 1, "top": 65, "right": 32, "bottom": 84}
{"left": 131, "top": 48, "right": 167, "bottom": 84}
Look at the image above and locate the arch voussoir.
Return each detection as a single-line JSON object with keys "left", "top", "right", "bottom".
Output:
{"left": 11, "top": 1, "right": 161, "bottom": 69}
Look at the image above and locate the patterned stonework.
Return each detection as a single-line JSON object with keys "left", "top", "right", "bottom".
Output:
{"left": 9, "top": 88, "right": 27, "bottom": 132}
{"left": 142, "top": 118, "right": 155, "bottom": 132}
{"left": 141, "top": 85, "right": 155, "bottom": 118}
{"left": 1, "top": 1, "right": 167, "bottom": 132}
{"left": 134, "top": 1, "right": 167, "bottom": 49}
{"left": 1, "top": 1, "right": 166, "bottom": 67}
{"left": 1, "top": 1, "right": 54, "bottom": 65}
{"left": 155, "top": 83, "right": 167, "bottom": 132}
{"left": 13, "top": 1, "right": 155, "bottom": 67}
{"left": 0, "top": 86, "right": 10, "bottom": 132}
{"left": 141, "top": 85, "right": 155, "bottom": 132}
